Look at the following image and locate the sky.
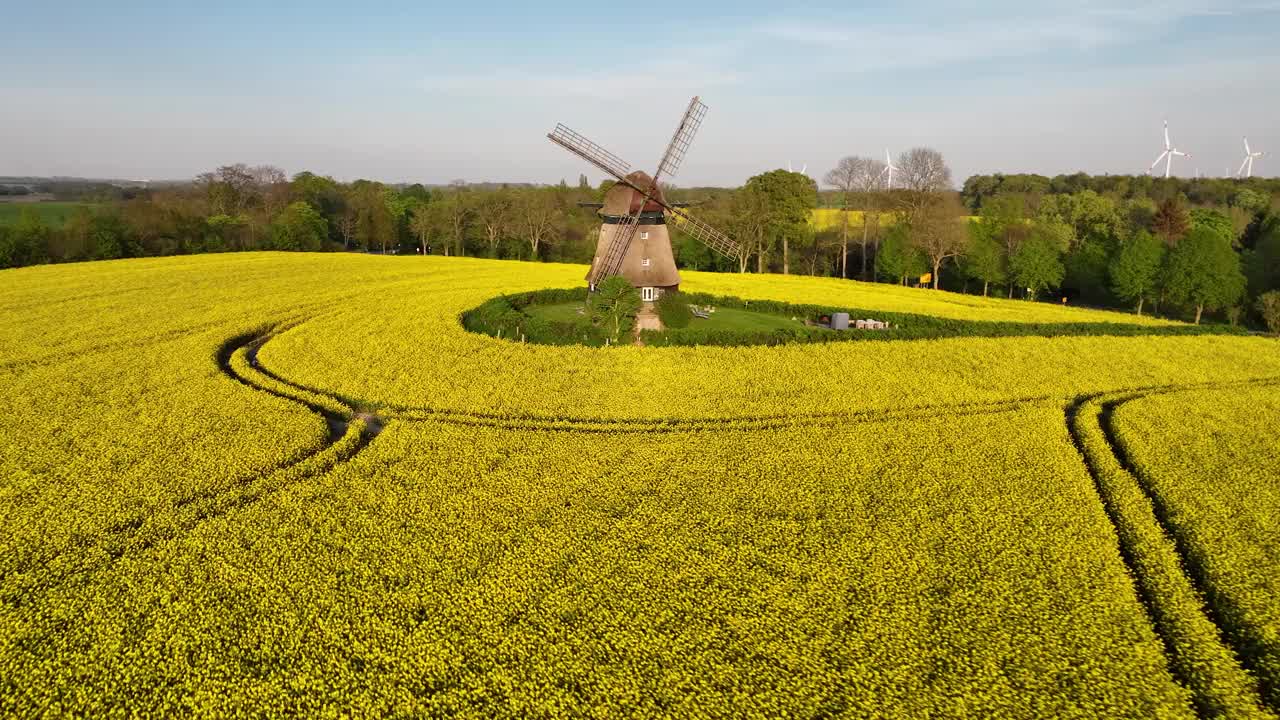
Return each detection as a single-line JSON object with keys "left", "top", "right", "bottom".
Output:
{"left": 2, "top": 0, "right": 1279, "bottom": 186}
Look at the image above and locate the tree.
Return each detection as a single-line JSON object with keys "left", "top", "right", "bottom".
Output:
{"left": 1151, "top": 197, "right": 1190, "bottom": 246}
{"left": 269, "top": 202, "right": 328, "bottom": 251}
{"left": 876, "top": 224, "right": 928, "bottom": 285}
{"left": 1257, "top": 291, "right": 1280, "bottom": 335}
{"left": 964, "top": 222, "right": 1007, "bottom": 296}
{"left": 1109, "top": 230, "right": 1165, "bottom": 315}
{"left": 897, "top": 147, "right": 952, "bottom": 194}
{"left": 908, "top": 194, "right": 969, "bottom": 289}
{"left": 896, "top": 147, "right": 952, "bottom": 225}
{"left": 1189, "top": 208, "right": 1235, "bottom": 247}
{"left": 1162, "top": 226, "right": 1247, "bottom": 324}
{"left": 727, "top": 187, "right": 768, "bottom": 273}
{"left": 382, "top": 189, "right": 413, "bottom": 254}
{"left": 1009, "top": 232, "right": 1065, "bottom": 300}
{"left": 588, "top": 275, "right": 640, "bottom": 344}
{"left": 515, "top": 189, "right": 559, "bottom": 259}
{"left": 409, "top": 203, "right": 432, "bottom": 255}
{"left": 823, "top": 156, "right": 885, "bottom": 278}
{"left": 474, "top": 189, "right": 514, "bottom": 257}
{"left": 743, "top": 170, "right": 817, "bottom": 275}
{"left": 426, "top": 194, "right": 472, "bottom": 257}
{"left": 0, "top": 208, "right": 50, "bottom": 268}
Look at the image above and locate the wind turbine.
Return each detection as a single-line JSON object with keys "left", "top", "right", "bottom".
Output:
{"left": 1238, "top": 137, "right": 1266, "bottom": 178}
{"left": 1147, "top": 121, "right": 1190, "bottom": 178}
{"left": 879, "top": 149, "right": 900, "bottom": 190}
{"left": 787, "top": 161, "right": 808, "bottom": 175}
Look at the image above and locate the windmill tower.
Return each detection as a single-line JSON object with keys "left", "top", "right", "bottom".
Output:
{"left": 548, "top": 97, "right": 739, "bottom": 306}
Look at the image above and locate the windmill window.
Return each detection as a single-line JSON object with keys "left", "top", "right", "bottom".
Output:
{"left": 640, "top": 232, "right": 649, "bottom": 240}
{"left": 641, "top": 258, "right": 651, "bottom": 267}
{"left": 641, "top": 287, "right": 655, "bottom": 302}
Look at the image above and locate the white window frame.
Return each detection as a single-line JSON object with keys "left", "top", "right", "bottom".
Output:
{"left": 640, "top": 231, "right": 650, "bottom": 240}
{"left": 641, "top": 287, "right": 655, "bottom": 302}
{"left": 641, "top": 258, "right": 651, "bottom": 267}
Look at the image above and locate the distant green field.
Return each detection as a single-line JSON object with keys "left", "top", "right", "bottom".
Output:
{"left": 0, "top": 202, "right": 95, "bottom": 228}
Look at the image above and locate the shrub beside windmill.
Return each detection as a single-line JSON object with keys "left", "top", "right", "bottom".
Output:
{"left": 547, "top": 97, "right": 739, "bottom": 322}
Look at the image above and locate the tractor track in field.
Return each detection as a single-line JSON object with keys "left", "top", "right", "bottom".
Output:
{"left": 0, "top": 330, "right": 389, "bottom": 603}
{"left": 1065, "top": 377, "right": 1280, "bottom": 718}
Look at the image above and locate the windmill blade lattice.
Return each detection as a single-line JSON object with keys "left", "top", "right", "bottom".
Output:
{"left": 666, "top": 206, "right": 739, "bottom": 258}
{"left": 655, "top": 97, "right": 707, "bottom": 181}
{"left": 548, "top": 124, "right": 633, "bottom": 185}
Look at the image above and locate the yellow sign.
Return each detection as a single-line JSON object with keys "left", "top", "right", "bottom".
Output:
{"left": 919, "top": 273, "right": 932, "bottom": 285}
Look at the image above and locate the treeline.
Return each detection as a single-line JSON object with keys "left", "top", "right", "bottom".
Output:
{"left": 0, "top": 165, "right": 611, "bottom": 268}
{"left": 2, "top": 161, "right": 1279, "bottom": 327}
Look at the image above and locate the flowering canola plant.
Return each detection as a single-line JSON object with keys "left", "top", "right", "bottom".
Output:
{"left": 0, "top": 252, "right": 1277, "bottom": 717}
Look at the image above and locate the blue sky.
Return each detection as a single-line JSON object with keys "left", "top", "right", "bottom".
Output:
{"left": 3, "top": 1, "right": 1278, "bottom": 185}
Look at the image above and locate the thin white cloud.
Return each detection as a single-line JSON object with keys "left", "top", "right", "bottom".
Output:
{"left": 759, "top": 0, "right": 1280, "bottom": 72}
{"left": 419, "top": 62, "right": 745, "bottom": 101}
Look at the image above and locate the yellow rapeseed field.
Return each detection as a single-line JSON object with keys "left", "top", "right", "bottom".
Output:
{"left": 1, "top": 252, "right": 1277, "bottom": 717}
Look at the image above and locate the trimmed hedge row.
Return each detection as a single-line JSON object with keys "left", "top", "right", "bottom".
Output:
{"left": 463, "top": 288, "right": 1248, "bottom": 348}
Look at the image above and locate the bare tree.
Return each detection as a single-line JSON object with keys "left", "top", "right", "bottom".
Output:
{"left": 824, "top": 158, "right": 860, "bottom": 279}
{"left": 729, "top": 187, "right": 769, "bottom": 273}
{"left": 474, "top": 189, "right": 514, "bottom": 257}
{"left": 897, "top": 148, "right": 952, "bottom": 194}
{"left": 516, "top": 189, "right": 559, "bottom": 259}
{"left": 909, "top": 193, "right": 970, "bottom": 289}
{"left": 824, "top": 156, "right": 887, "bottom": 279}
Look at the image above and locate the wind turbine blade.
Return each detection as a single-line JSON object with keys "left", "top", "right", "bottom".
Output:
{"left": 1172, "top": 150, "right": 1188, "bottom": 157}
{"left": 801, "top": 164, "right": 807, "bottom": 175}
{"left": 1150, "top": 151, "right": 1169, "bottom": 171}
{"left": 1164, "top": 121, "right": 1171, "bottom": 150}
{"left": 1245, "top": 137, "right": 1252, "bottom": 155}
{"left": 1239, "top": 157, "right": 1250, "bottom": 177}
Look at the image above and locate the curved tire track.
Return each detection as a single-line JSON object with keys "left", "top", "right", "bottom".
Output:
{"left": 1065, "top": 380, "right": 1280, "bottom": 718}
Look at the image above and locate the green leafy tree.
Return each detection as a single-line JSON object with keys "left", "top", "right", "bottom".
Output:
{"left": 876, "top": 224, "right": 928, "bottom": 285}
{"left": 0, "top": 208, "right": 49, "bottom": 268}
{"left": 743, "top": 169, "right": 817, "bottom": 274}
{"left": 270, "top": 202, "right": 328, "bottom": 251}
{"left": 1109, "top": 230, "right": 1165, "bottom": 316}
{"left": 1009, "top": 233, "right": 1065, "bottom": 300}
{"left": 1257, "top": 291, "right": 1280, "bottom": 335}
{"left": 589, "top": 275, "right": 641, "bottom": 344}
{"left": 1162, "top": 226, "right": 1247, "bottom": 324}
{"left": 964, "top": 222, "right": 1006, "bottom": 296}
{"left": 1190, "top": 208, "right": 1236, "bottom": 247}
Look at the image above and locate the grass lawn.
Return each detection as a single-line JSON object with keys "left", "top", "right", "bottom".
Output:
{"left": 525, "top": 301, "right": 590, "bottom": 325}
{"left": 528, "top": 300, "right": 808, "bottom": 334}
{"left": 689, "top": 305, "right": 811, "bottom": 332}
{"left": 0, "top": 202, "right": 96, "bottom": 228}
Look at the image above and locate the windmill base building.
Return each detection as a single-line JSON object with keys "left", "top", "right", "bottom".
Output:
{"left": 588, "top": 171, "right": 680, "bottom": 305}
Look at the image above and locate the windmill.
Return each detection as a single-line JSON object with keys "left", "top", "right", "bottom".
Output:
{"left": 788, "top": 161, "right": 808, "bottom": 175}
{"left": 880, "top": 149, "right": 900, "bottom": 190}
{"left": 1147, "top": 121, "right": 1190, "bottom": 178}
{"left": 1238, "top": 137, "right": 1267, "bottom": 178}
{"left": 548, "top": 96, "right": 738, "bottom": 304}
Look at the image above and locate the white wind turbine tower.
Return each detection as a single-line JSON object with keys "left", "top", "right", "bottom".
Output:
{"left": 1238, "top": 137, "right": 1266, "bottom": 178}
{"left": 879, "top": 149, "right": 900, "bottom": 190}
{"left": 1148, "top": 121, "right": 1190, "bottom": 178}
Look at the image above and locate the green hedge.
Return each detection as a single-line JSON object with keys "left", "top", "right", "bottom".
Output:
{"left": 463, "top": 288, "right": 1247, "bottom": 348}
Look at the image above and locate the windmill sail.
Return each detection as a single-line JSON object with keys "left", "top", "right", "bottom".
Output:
{"left": 548, "top": 96, "right": 739, "bottom": 285}
{"left": 655, "top": 96, "right": 707, "bottom": 181}
{"left": 548, "top": 124, "right": 632, "bottom": 183}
